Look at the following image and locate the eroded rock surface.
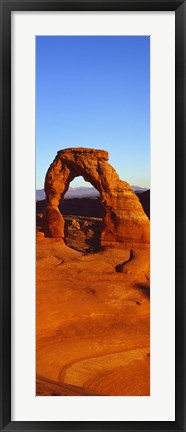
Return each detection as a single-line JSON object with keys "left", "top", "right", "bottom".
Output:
{"left": 36, "top": 238, "right": 150, "bottom": 396}
{"left": 43, "top": 148, "right": 150, "bottom": 247}
{"left": 115, "top": 248, "right": 150, "bottom": 282}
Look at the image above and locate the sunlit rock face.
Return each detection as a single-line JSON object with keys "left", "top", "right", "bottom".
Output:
{"left": 43, "top": 147, "right": 150, "bottom": 248}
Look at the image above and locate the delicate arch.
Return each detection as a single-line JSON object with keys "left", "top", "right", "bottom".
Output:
{"left": 43, "top": 148, "right": 150, "bottom": 248}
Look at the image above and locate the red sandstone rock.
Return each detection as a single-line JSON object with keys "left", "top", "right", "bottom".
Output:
{"left": 116, "top": 249, "right": 150, "bottom": 281}
{"left": 43, "top": 148, "right": 150, "bottom": 247}
{"left": 36, "top": 231, "right": 45, "bottom": 238}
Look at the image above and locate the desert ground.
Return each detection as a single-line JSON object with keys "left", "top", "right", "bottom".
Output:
{"left": 36, "top": 196, "right": 150, "bottom": 396}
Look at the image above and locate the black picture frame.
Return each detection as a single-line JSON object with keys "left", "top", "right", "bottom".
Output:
{"left": 0, "top": 0, "right": 185, "bottom": 431}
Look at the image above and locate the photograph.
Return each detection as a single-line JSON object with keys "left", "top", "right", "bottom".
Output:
{"left": 36, "top": 35, "right": 150, "bottom": 396}
{"left": 1, "top": 0, "right": 185, "bottom": 428}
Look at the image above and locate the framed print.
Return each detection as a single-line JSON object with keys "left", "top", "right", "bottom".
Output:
{"left": 0, "top": 0, "right": 185, "bottom": 431}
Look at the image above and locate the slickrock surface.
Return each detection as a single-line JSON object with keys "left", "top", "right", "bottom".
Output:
{"left": 43, "top": 148, "right": 150, "bottom": 247}
{"left": 36, "top": 237, "right": 150, "bottom": 396}
{"left": 115, "top": 249, "right": 150, "bottom": 281}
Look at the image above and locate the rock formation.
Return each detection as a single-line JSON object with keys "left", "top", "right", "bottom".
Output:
{"left": 115, "top": 249, "right": 150, "bottom": 281}
{"left": 43, "top": 148, "right": 150, "bottom": 248}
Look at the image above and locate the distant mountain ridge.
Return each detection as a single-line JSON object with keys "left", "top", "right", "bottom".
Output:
{"left": 131, "top": 186, "right": 149, "bottom": 193}
{"left": 36, "top": 185, "right": 148, "bottom": 201}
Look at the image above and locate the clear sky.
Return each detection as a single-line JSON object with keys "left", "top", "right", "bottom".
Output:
{"left": 36, "top": 36, "right": 150, "bottom": 189}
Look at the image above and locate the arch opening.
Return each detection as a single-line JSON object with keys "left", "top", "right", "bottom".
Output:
{"left": 58, "top": 177, "right": 104, "bottom": 253}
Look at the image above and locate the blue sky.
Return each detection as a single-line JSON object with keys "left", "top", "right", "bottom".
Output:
{"left": 36, "top": 36, "right": 150, "bottom": 189}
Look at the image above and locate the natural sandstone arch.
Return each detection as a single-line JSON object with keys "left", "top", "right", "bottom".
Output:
{"left": 43, "top": 148, "right": 150, "bottom": 248}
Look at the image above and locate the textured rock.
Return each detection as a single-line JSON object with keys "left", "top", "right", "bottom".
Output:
{"left": 115, "top": 249, "right": 150, "bottom": 281}
{"left": 36, "top": 231, "right": 45, "bottom": 238}
{"left": 71, "top": 219, "right": 80, "bottom": 229}
{"left": 43, "top": 148, "right": 150, "bottom": 247}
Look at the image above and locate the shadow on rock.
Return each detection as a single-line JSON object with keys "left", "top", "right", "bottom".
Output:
{"left": 134, "top": 283, "right": 150, "bottom": 298}
{"left": 115, "top": 249, "right": 150, "bottom": 278}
